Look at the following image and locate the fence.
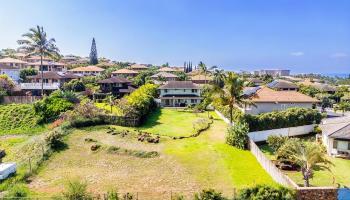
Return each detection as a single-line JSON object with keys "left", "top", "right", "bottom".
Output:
{"left": 248, "top": 138, "right": 298, "bottom": 188}
{"left": 248, "top": 124, "right": 316, "bottom": 142}
{"left": 1, "top": 96, "right": 42, "bottom": 104}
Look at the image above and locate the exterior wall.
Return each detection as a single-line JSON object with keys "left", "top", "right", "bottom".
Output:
{"left": 159, "top": 88, "right": 200, "bottom": 97}
{"left": 160, "top": 98, "right": 201, "bottom": 107}
{"left": 0, "top": 69, "right": 20, "bottom": 82}
{"left": 71, "top": 71, "right": 100, "bottom": 76}
{"left": 245, "top": 102, "right": 313, "bottom": 115}
{"left": 248, "top": 124, "right": 315, "bottom": 142}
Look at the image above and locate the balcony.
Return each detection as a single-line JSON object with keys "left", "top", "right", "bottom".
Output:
{"left": 20, "top": 82, "right": 60, "bottom": 90}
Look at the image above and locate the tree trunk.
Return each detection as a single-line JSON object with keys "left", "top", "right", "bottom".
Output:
{"left": 302, "top": 168, "right": 311, "bottom": 187}
{"left": 40, "top": 54, "right": 44, "bottom": 96}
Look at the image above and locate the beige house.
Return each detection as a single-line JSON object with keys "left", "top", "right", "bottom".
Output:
{"left": 267, "top": 79, "right": 299, "bottom": 91}
{"left": 191, "top": 74, "right": 213, "bottom": 84}
{"left": 129, "top": 64, "right": 148, "bottom": 71}
{"left": 0, "top": 57, "right": 27, "bottom": 69}
{"left": 320, "top": 117, "right": 350, "bottom": 157}
{"left": 112, "top": 68, "right": 139, "bottom": 78}
{"left": 69, "top": 65, "right": 104, "bottom": 76}
{"left": 150, "top": 72, "right": 178, "bottom": 83}
{"left": 158, "top": 81, "right": 202, "bottom": 107}
{"left": 243, "top": 87, "right": 319, "bottom": 115}
{"left": 26, "top": 61, "right": 66, "bottom": 72}
{"left": 159, "top": 67, "right": 179, "bottom": 73}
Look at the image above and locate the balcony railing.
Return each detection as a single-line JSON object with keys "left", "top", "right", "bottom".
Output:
{"left": 20, "top": 82, "right": 60, "bottom": 90}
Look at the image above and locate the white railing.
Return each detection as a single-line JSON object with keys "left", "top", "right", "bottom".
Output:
{"left": 20, "top": 82, "right": 60, "bottom": 90}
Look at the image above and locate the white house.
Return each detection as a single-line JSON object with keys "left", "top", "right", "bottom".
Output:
{"left": 320, "top": 116, "right": 350, "bottom": 157}
{"left": 243, "top": 87, "right": 320, "bottom": 115}
{"left": 158, "top": 81, "right": 202, "bottom": 107}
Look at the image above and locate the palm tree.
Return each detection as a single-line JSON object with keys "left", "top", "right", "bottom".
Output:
{"left": 17, "top": 26, "right": 60, "bottom": 96}
{"left": 213, "top": 68, "right": 226, "bottom": 88}
{"left": 215, "top": 72, "right": 254, "bottom": 123}
{"left": 198, "top": 62, "right": 217, "bottom": 84}
{"left": 279, "top": 141, "right": 332, "bottom": 187}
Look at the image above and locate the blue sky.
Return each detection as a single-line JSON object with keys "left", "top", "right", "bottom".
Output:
{"left": 0, "top": 0, "right": 349, "bottom": 74}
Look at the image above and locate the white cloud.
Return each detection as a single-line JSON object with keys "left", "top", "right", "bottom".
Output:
{"left": 331, "top": 53, "right": 348, "bottom": 58}
{"left": 290, "top": 52, "right": 304, "bottom": 56}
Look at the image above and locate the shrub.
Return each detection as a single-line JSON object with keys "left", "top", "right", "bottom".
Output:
{"left": 235, "top": 185, "right": 295, "bottom": 200}
{"left": 194, "top": 189, "right": 228, "bottom": 200}
{"left": 244, "top": 108, "right": 323, "bottom": 131}
{"left": 226, "top": 122, "right": 249, "bottom": 149}
{"left": 62, "top": 180, "right": 92, "bottom": 200}
{"left": 63, "top": 79, "right": 86, "bottom": 92}
{"left": 45, "top": 130, "right": 64, "bottom": 150}
{"left": 193, "top": 118, "right": 212, "bottom": 134}
{"left": 34, "top": 91, "right": 74, "bottom": 123}
{"left": 105, "top": 189, "right": 120, "bottom": 200}
{"left": 4, "top": 184, "right": 29, "bottom": 198}
{"left": 276, "top": 138, "right": 302, "bottom": 162}
{"left": 267, "top": 135, "right": 288, "bottom": 152}
{"left": 20, "top": 68, "right": 38, "bottom": 82}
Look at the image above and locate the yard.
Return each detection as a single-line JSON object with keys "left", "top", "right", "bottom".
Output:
{"left": 26, "top": 109, "right": 275, "bottom": 199}
{"left": 260, "top": 144, "right": 350, "bottom": 187}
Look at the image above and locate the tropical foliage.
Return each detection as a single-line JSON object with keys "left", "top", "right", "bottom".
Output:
{"left": 0, "top": 74, "right": 15, "bottom": 97}
{"left": 235, "top": 185, "right": 295, "bottom": 200}
{"left": 17, "top": 25, "right": 60, "bottom": 95}
{"left": 63, "top": 79, "right": 86, "bottom": 92}
{"left": 244, "top": 107, "right": 323, "bottom": 131}
{"left": 19, "top": 68, "right": 38, "bottom": 82}
{"left": 226, "top": 122, "right": 249, "bottom": 149}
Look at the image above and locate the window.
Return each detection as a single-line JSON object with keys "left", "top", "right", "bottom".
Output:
{"left": 191, "top": 99, "right": 196, "bottom": 103}
{"left": 183, "top": 89, "right": 186, "bottom": 92}
{"left": 164, "top": 89, "right": 168, "bottom": 93}
{"left": 348, "top": 142, "right": 350, "bottom": 150}
{"left": 333, "top": 140, "right": 338, "bottom": 149}
{"left": 192, "top": 89, "right": 197, "bottom": 93}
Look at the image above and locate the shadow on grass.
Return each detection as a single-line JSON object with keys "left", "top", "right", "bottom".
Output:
{"left": 140, "top": 108, "right": 162, "bottom": 129}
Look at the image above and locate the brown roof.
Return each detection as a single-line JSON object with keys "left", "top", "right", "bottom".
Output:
{"left": 191, "top": 74, "right": 213, "bottom": 81}
{"left": 27, "top": 72, "right": 79, "bottom": 79}
{"left": 250, "top": 87, "right": 319, "bottom": 103}
{"left": 159, "top": 67, "right": 178, "bottom": 72}
{"left": 0, "top": 57, "right": 27, "bottom": 64}
{"left": 267, "top": 80, "right": 299, "bottom": 89}
{"left": 69, "top": 66, "right": 104, "bottom": 72}
{"left": 98, "top": 77, "right": 131, "bottom": 84}
{"left": 112, "top": 68, "right": 139, "bottom": 74}
{"left": 129, "top": 64, "right": 148, "bottom": 70}
{"left": 151, "top": 72, "right": 178, "bottom": 78}
{"left": 159, "top": 81, "right": 200, "bottom": 89}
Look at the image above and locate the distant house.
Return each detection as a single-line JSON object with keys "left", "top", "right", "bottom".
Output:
{"left": 267, "top": 80, "right": 299, "bottom": 91}
{"left": 159, "top": 67, "right": 179, "bottom": 73}
{"left": 254, "top": 69, "right": 290, "bottom": 77}
{"left": 0, "top": 65, "right": 20, "bottom": 83}
{"left": 191, "top": 74, "right": 213, "bottom": 84}
{"left": 243, "top": 87, "right": 319, "bottom": 114}
{"left": 247, "top": 78, "right": 264, "bottom": 86}
{"left": 158, "top": 81, "right": 202, "bottom": 107}
{"left": 0, "top": 57, "right": 27, "bottom": 70}
{"left": 69, "top": 66, "right": 104, "bottom": 76}
{"left": 129, "top": 64, "right": 148, "bottom": 71}
{"left": 112, "top": 68, "right": 139, "bottom": 78}
{"left": 97, "top": 77, "right": 135, "bottom": 97}
{"left": 312, "top": 83, "right": 337, "bottom": 94}
{"left": 321, "top": 117, "right": 350, "bottom": 157}
{"left": 150, "top": 72, "right": 178, "bottom": 83}
{"left": 21, "top": 71, "right": 79, "bottom": 95}
{"left": 26, "top": 61, "right": 67, "bottom": 72}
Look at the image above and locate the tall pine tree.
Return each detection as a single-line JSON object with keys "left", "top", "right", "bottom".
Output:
{"left": 89, "top": 38, "right": 98, "bottom": 65}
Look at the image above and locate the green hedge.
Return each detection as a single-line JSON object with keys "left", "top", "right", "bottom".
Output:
{"left": 244, "top": 108, "right": 322, "bottom": 132}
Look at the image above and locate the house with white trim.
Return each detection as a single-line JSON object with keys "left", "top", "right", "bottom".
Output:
{"left": 158, "top": 81, "right": 202, "bottom": 107}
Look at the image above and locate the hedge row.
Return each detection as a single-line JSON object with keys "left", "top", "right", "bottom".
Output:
{"left": 244, "top": 107, "right": 323, "bottom": 131}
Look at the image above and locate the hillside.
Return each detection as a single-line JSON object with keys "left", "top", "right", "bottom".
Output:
{"left": 0, "top": 104, "right": 40, "bottom": 135}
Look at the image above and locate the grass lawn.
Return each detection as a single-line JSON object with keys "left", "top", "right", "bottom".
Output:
{"left": 28, "top": 109, "right": 275, "bottom": 198}
{"left": 259, "top": 144, "right": 350, "bottom": 187}
{"left": 137, "top": 108, "right": 211, "bottom": 137}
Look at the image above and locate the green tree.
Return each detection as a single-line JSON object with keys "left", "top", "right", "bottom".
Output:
{"left": 89, "top": 37, "right": 98, "bottom": 65}
{"left": 0, "top": 48, "right": 16, "bottom": 58}
{"left": 17, "top": 25, "right": 60, "bottom": 96}
{"left": 198, "top": 61, "right": 217, "bottom": 84}
{"left": 277, "top": 141, "right": 331, "bottom": 187}
{"left": 213, "top": 68, "right": 226, "bottom": 88}
{"left": 63, "top": 79, "right": 86, "bottom": 92}
{"left": 226, "top": 122, "right": 249, "bottom": 149}
{"left": 0, "top": 74, "right": 15, "bottom": 96}
{"left": 216, "top": 72, "right": 253, "bottom": 123}
{"left": 19, "top": 68, "right": 38, "bottom": 82}
{"left": 334, "top": 101, "right": 350, "bottom": 115}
